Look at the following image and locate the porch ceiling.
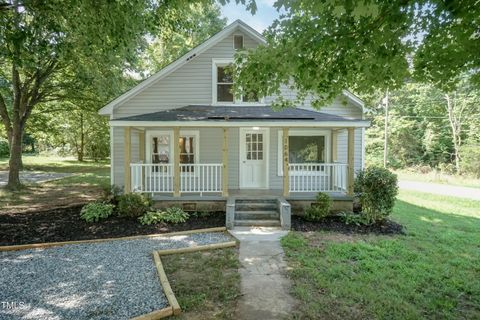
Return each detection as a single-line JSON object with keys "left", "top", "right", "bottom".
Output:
{"left": 110, "top": 105, "right": 370, "bottom": 128}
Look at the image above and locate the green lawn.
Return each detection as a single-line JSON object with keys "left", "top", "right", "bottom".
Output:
{"left": 162, "top": 248, "right": 241, "bottom": 319}
{"left": 0, "top": 155, "right": 110, "bottom": 211}
{"left": 394, "top": 169, "right": 480, "bottom": 189}
{"left": 282, "top": 190, "right": 480, "bottom": 319}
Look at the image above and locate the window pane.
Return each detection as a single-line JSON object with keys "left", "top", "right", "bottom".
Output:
{"left": 217, "top": 84, "right": 234, "bottom": 102}
{"left": 234, "top": 35, "right": 244, "bottom": 50}
{"left": 217, "top": 66, "right": 233, "bottom": 83}
{"left": 288, "top": 136, "right": 325, "bottom": 163}
{"left": 152, "top": 136, "right": 170, "bottom": 164}
{"left": 179, "top": 136, "right": 195, "bottom": 166}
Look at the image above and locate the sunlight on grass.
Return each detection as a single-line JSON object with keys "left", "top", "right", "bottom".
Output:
{"left": 282, "top": 190, "right": 480, "bottom": 319}
{"left": 395, "top": 169, "right": 480, "bottom": 189}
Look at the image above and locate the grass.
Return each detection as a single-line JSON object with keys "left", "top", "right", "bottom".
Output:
{"left": 394, "top": 169, "right": 480, "bottom": 189}
{"left": 162, "top": 248, "right": 241, "bottom": 319}
{"left": 281, "top": 190, "right": 480, "bottom": 319}
{"left": 0, "top": 155, "right": 110, "bottom": 212}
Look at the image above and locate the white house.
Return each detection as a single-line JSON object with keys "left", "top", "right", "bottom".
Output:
{"left": 99, "top": 20, "right": 370, "bottom": 229}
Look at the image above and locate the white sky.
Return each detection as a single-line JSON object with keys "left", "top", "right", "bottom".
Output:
{"left": 220, "top": 0, "right": 281, "bottom": 33}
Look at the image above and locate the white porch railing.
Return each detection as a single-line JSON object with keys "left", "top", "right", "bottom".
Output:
{"left": 179, "top": 164, "right": 222, "bottom": 193}
{"left": 288, "top": 163, "right": 348, "bottom": 193}
{"left": 130, "top": 163, "right": 222, "bottom": 194}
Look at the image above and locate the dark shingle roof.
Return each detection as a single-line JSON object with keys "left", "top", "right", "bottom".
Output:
{"left": 112, "top": 105, "right": 363, "bottom": 122}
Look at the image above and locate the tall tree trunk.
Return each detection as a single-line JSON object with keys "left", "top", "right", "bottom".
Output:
{"left": 445, "top": 94, "right": 461, "bottom": 173}
{"left": 6, "top": 124, "right": 23, "bottom": 190}
{"left": 78, "top": 112, "right": 85, "bottom": 162}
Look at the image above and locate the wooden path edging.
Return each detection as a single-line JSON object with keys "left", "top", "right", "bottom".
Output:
{"left": 0, "top": 227, "right": 227, "bottom": 252}
{"left": 156, "top": 240, "right": 238, "bottom": 256}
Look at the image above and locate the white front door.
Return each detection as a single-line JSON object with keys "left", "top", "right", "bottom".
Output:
{"left": 239, "top": 128, "right": 269, "bottom": 189}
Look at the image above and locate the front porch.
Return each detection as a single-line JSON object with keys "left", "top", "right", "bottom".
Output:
{"left": 123, "top": 126, "right": 358, "bottom": 199}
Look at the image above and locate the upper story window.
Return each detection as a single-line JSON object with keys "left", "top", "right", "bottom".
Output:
{"left": 233, "top": 35, "right": 244, "bottom": 50}
{"left": 213, "top": 59, "right": 260, "bottom": 104}
{"left": 217, "top": 65, "right": 234, "bottom": 102}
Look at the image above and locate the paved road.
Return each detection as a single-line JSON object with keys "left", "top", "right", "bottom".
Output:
{"left": 399, "top": 180, "right": 480, "bottom": 201}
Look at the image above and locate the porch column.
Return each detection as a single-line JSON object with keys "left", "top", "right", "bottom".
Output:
{"left": 173, "top": 127, "right": 180, "bottom": 197}
{"left": 347, "top": 127, "right": 355, "bottom": 196}
{"left": 331, "top": 129, "right": 338, "bottom": 162}
{"left": 283, "top": 127, "right": 289, "bottom": 197}
{"left": 222, "top": 128, "right": 229, "bottom": 197}
{"left": 124, "top": 127, "right": 131, "bottom": 193}
{"left": 139, "top": 130, "right": 145, "bottom": 162}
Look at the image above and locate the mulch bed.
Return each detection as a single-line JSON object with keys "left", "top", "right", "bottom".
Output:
{"left": 0, "top": 205, "right": 226, "bottom": 246}
{"left": 291, "top": 215, "right": 405, "bottom": 235}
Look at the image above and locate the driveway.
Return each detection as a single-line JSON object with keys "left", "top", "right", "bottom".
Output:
{"left": 0, "top": 171, "right": 73, "bottom": 187}
{"left": 399, "top": 180, "right": 480, "bottom": 201}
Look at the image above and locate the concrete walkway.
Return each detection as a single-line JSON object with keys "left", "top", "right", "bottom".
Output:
{"left": 230, "top": 227, "right": 296, "bottom": 320}
{"left": 399, "top": 180, "right": 480, "bottom": 201}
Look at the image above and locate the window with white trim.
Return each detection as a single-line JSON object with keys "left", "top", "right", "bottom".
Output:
{"left": 278, "top": 130, "right": 331, "bottom": 175}
{"left": 212, "top": 59, "right": 259, "bottom": 104}
{"left": 233, "top": 35, "right": 244, "bottom": 50}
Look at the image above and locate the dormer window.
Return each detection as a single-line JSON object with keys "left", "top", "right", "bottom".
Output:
{"left": 233, "top": 35, "right": 244, "bottom": 50}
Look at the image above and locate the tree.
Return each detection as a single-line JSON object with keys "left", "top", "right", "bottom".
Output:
{"left": 233, "top": 0, "right": 480, "bottom": 107}
{"left": 0, "top": 0, "right": 254, "bottom": 189}
{"left": 142, "top": 3, "right": 227, "bottom": 74}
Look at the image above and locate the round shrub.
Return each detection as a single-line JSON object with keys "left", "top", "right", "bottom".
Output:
{"left": 354, "top": 166, "right": 398, "bottom": 224}
{"left": 139, "top": 207, "right": 189, "bottom": 225}
{"left": 117, "top": 193, "right": 152, "bottom": 218}
{"left": 304, "top": 192, "right": 332, "bottom": 221}
{"left": 0, "top": 138, "right": 9, "bottom": 157}
{"left": 80, "top": 202, "right": 114, "bottom": 223}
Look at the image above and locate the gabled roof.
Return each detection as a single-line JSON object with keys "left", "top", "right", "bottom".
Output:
{"left": 112, "top": 105, "right": 364, "bottom": 122}
{"left": 99, "top": 19, "right": 366, "bottom": 116}
{"left": 99, "top": 20, "right": 264, "bottom": 115}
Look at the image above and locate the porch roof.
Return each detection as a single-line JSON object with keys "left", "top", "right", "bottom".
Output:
{"left": 111, "top": 105, "right": 370, "bottom": 127}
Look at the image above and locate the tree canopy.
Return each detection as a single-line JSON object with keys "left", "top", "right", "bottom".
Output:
{"left": 234, "top": 0, "right": 480, "bottom": 107}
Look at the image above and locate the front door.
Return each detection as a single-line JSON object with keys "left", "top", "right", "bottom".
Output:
{"left": 239, "top": 128, "right": 269, "bottom": 189}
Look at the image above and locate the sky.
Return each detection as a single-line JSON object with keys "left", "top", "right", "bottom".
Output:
{"left": 220, "top": 0, "right": 281, "bottom": 33}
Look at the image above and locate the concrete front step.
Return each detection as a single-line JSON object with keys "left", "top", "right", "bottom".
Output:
{"left": 235, "top": 210, "right": 280, "bottom": 220}
{"left": 234, "top": 219, "right": 282, "bottom": 227}
{"left": 235, "top": 202, "right": 278, "bottom": 211}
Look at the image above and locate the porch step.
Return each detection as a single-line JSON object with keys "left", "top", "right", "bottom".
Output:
{"left": 235, "top": 201, "right": 278, "bottom": 211}
{"left": 234, "top": 219, "right": 281, "bottom": 227}
{"left": 233, "top": 198, "right": 281, "bottom": 227}
{"left": 235, "top": 210, "right": 280, "bottom": 220}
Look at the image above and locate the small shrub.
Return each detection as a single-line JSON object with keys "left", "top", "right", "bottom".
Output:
{"left": 354, "top": 166, "right": 398, "bottom": 224}
{"left": 139, "top": 207, "right": 189, "bottom": 225}
{"left": 101, "top": 185, "right": 123, "bottom": 205}
{"left": 304, "top": 192, "right": 332, "bottom": 221}
{"left": 80, "top": 202, "right": 114, "bottom": 223}
{"left": 117, "top": 193, "right": 152, "bottom": 218}
{"left": 339, "top": 211, "right": 369, "bottom": 226}
{"left": 0, "top": 138, "right": 9, "bottom": 157}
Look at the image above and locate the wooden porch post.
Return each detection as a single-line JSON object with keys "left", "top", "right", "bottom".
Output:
{"left": 331, "top": 130, "right": 338, "bottom": 162}
{"left": 283, "top": 127, "right": 289, "bottom": 197}
{"left": 173, "top": 127, "right": 180, "bottom": 197}
{"left": 124, "top": 127, "right": 131, "bottom": 193}
{"left": 139, "top": 130, "right": 145, "bottom": 162}
{"left": 222, "top": 128, "right": 229, "bottom": 197}
{"left": 347, "top": 127, "right": 355, "bottom": 196}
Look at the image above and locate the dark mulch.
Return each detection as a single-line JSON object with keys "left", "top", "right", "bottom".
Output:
{"left": 0, "top": 205, "right": 226, "bottom": 246}
{"left": 291, "top": 215, "right": 405, "bottom": 235}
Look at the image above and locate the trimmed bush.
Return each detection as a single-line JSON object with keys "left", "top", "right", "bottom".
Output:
{"left": 117, "top": 193, "right": 152, "bottom": 218}
{"left": 304, "top": 192, "right": 332, "bottom": 221}
{"left": 354, "top": 166, "right": 398, "bottom": 224}
{"left": 0, "top": 138, "right": 9, "bottom": 157}
{"left": 80, "top": 202, "right": 114, "bottom": 223}
{"left": 139, "top": 207, "right": 189, "bottom": 225}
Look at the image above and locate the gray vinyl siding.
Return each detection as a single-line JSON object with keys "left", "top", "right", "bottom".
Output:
{"left": 109, "top": 24, "right": 366, "bottom": 189}
{"left": 113, "top": 30, "right": 259, "bottom": 118}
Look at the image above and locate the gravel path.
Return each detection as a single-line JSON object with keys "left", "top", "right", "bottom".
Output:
{"left": 399, "top": 180, "right": 480, "bottom": 200}
{"left": 0, "top": 171, "right": 73, "bottom": 187}
{"left": 0, "top": 232, "right": 232, "bottom": 320}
